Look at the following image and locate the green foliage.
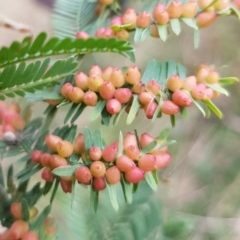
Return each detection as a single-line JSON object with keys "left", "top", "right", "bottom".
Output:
{"left": 52, "top": 0, "right": 98, "bottom": 38}
{"left": 0, "top": 32, "right": 135, "bottom": 68}
{"left": 0, "top": 57, "right": 77, "bottom": 100}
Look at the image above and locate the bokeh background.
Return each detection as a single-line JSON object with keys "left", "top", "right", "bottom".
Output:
{"left": 1, "top": 0, "right": 240, "bottom": 239}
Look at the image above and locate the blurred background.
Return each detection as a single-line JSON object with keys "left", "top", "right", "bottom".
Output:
{"left": 1, "top": 0, "right": 240, "bottom": 239}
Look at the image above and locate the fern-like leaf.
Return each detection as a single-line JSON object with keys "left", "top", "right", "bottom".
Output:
{"left": 0, "top": 57, "right": 78, "bottom": 100}
{"left": 52, "top": 0, "right": 98, "bottom": 38}
{"left": 0, "top": 32, "right": 135, "bottom": 68}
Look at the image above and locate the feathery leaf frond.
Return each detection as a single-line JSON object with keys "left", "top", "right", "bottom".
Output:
{"left": 0, "top": 32, "right": 135, "bottom": 68}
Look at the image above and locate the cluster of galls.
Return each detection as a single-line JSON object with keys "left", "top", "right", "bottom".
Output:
{"left": 31, "top": 131, "right": 171, "bottom": 193}
{"left": 76, "top": 0, "right": 230, "bottom": 41}
{"left": 73, "top": 131, "right": 171, "bottom": 191}
{"left": 31, "top": 134, "right": 74, "bottom": 193}
{"left": 59, "top": 63, "right": 222, "bottom": 120}
{"left": 0, "top": 206, "right": 55, "bottom": 240}
{"left": 0, "top": 101, "right": 28, "bottom": 145}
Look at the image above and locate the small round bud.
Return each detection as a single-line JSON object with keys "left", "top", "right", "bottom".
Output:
{"left": 93, "top": 177, "right": 106, "bottom": 191}
{"left": 74, "top": 72, "right": 89, "bottom": 91}
{"left": 89, "top": 146, "right": 102, "bottom": 161}
{"left": 138, "top": 154, "right": 156, "bottom": 172}
{"left": 125, "top": 167, "right": 145, "bottom": 183}
{"left": 75, "top": 166, "right": 92, "bottom": 184}
{"left": 114, "top": 88, "right": 132, "bottom": 104}
{"left": 116, "top": 155, "right": 136, "bottom": 172}
{"left": 115, "top": 30, "right": 130, "bottom": 40}
{"left": 146, "top": 80, "right": 161, "bottom": 95}
{"left": 196, "top": 65, "right": 210, "bottom": 83}
{"left": 191, "top": 83, "right": 206, "bottom": 100}
{"left": 167, "top": 0, "right": 182, "bottom": 19}
{"left": 9, "top": 220, "right": 29, "bottom": 240}
{"left": 153, "top": 3, "right": 169, "bottom": 25}
{"left": 182, "top": 76, "right": 197, "bottom": 91}
{"left": 56, "top": 140, "right": 74, "bottom": 158}
{"left": 136, "top": 11, "right": 152, "bottom": 28}
{"left": 105, "top": 166, "right": 121, "bottom": 184}
{"left": 181, "top": 1, "right": 197, "bottom": 18}
{"left": 11, "top": 202, "right": 22, "bottom": 219}
{"left": 88, "top": 75, "right": 104, "bottom": 92}
{"left": 99, "top": 81, "right": 116, "bottom": 100}
{"left": 172, "top": 90, "right": 193, "bottom": 107}
{"left": 68, "top": 87, "right": 84, "bottom": 103}
{"left": 83, "top": 91, "right": 98, "bottom": 106}
{"left": 101, "top": 66, "right": 113, "bottom": 81}
{"left": 60, "top": 82, "right": 73, "bottom": 99}
{"left": 40, "top": 153, "right": 52, "bottom": 167}
{"left": 106, "top": 99, "right": 122, "bottom": 115}
{"left": 161, "top": 100, "right": 180, "bottom": 115}
{"left": 122, "top": 8, "right": 137, "bottom": 30}
{"left": 196, "top": 12, "right": 216, "bottom": 28}
{"left": 102, "top": 141, "right": 118, "bottom": 162}
{"left": 89, "top": 65, "right": 102, "bottom": 77}
{"left": 60, "top": 179, "right": 72, "bottom": 193}
{"left": 31, "top": 150, "right": 43, "bottom": 164}
{"left": 110, "top": 16, "right": 123, "bottom": 27}
{"left": 125, "top": 65, "right": 141, "bottom": 85}
{"left": 90, "top": 161, "right": 106, "bottom": 177}
{"left": 144, "top": 101, "right": 158, "bottom": 119}
{"left": 123, "top": 132, "right": 138, "bottom": 150}
{"left": 76, "top": 31, "right": 90, "bottom": 39}
{"left": 41, "top": 168, "right": 55, "bottom": 182}
{"left": 50, "top": 154, "right": 68, "bottom": 169}
{"left": 166, "top": 75, "right": 182, "bottom": 92}
{"left": 205, "top": 70, "right": 220, "bottom": 84}
{"left": 125, "top": 145, "right": 140, "bottom": 160}
{"left": 138, "top": 92, "right": 154, "bottom": 105}
{"left": 132, "top": 81, "right": 145, "bottom": 94}
{"left": 154, "top": 152, "right": 172, "bottom": 169}
{"left": 109, "top": 68, "right": 125, "bottom": 88}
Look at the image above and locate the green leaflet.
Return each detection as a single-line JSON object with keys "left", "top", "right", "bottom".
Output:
{"left": 141, "top": 60, "right": 161, "bottom": 84}
{"left": 170, "top": 115, "right": 176, "bottom": 127}
{"left": 121, "top": 175, "right": 133, "bottom": 204}
{"left": 21, "top": 199, "right": 29, "bottom": 222}
{"left": 194, "top": 29, "right": 200, "bottom": 49}
{"left": 117, "top": 131, "right": 123, "bottom": 157}
{"left": 145, "top": 172, "right": 158, "bottom": 191}
{"left": 89, "top": 100, "right": 106, "bottom": 122}
{"left": 183, "top": 90, "right": 206, "bottom": 117}
{"left": 157, "top": 128, "right": 170, "bottom": 141}
{"left": 84, "top": 127, "right": 93, "bottom": 153}
{"left": 219, "top": 77, "right": 239, "bottom": 86}
{"left": 205, "top": 83, "right": 229, "bottom": 96}
{"left": 157, "top": 24, "right": 168, "bottom": 42}
{"left": 126, "top": 94, "right": 141, "bottom": 125}
{"left": 204, "top": 99, "right": 223, "bottom": 118}
{"left": 180, "top": 107, "right": 188, "bottom": 119}
{"left": 52, "top": 165, "right": 81, "bottom": 177}
{"left": 0, "top": 57, "right": 78, "bottom": 100}
{"left": 30, "top": 205, "right": 52, "bottom": 231}
{"left": 134, "top": 27, "right": 151, "bottom": 43}
{"left": 90, "top": 185, "right": 99, "bottom": 213}
{"left": 93, "top": 129, "right": 103, "bottom": 149}
{"left": 181, "top": 18, "right": 198, "bottom": 30}
{"left": 0, "top": 33, "right": 135, "bottom": 67}
{"left": 170, "top": 19, "right": 181, "bottom": 36}
{"left": 106, "top": 183, "right": 119, "bottom": 211}
{"left": 141, "top": 141, "right": 157, "bottom": 154}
